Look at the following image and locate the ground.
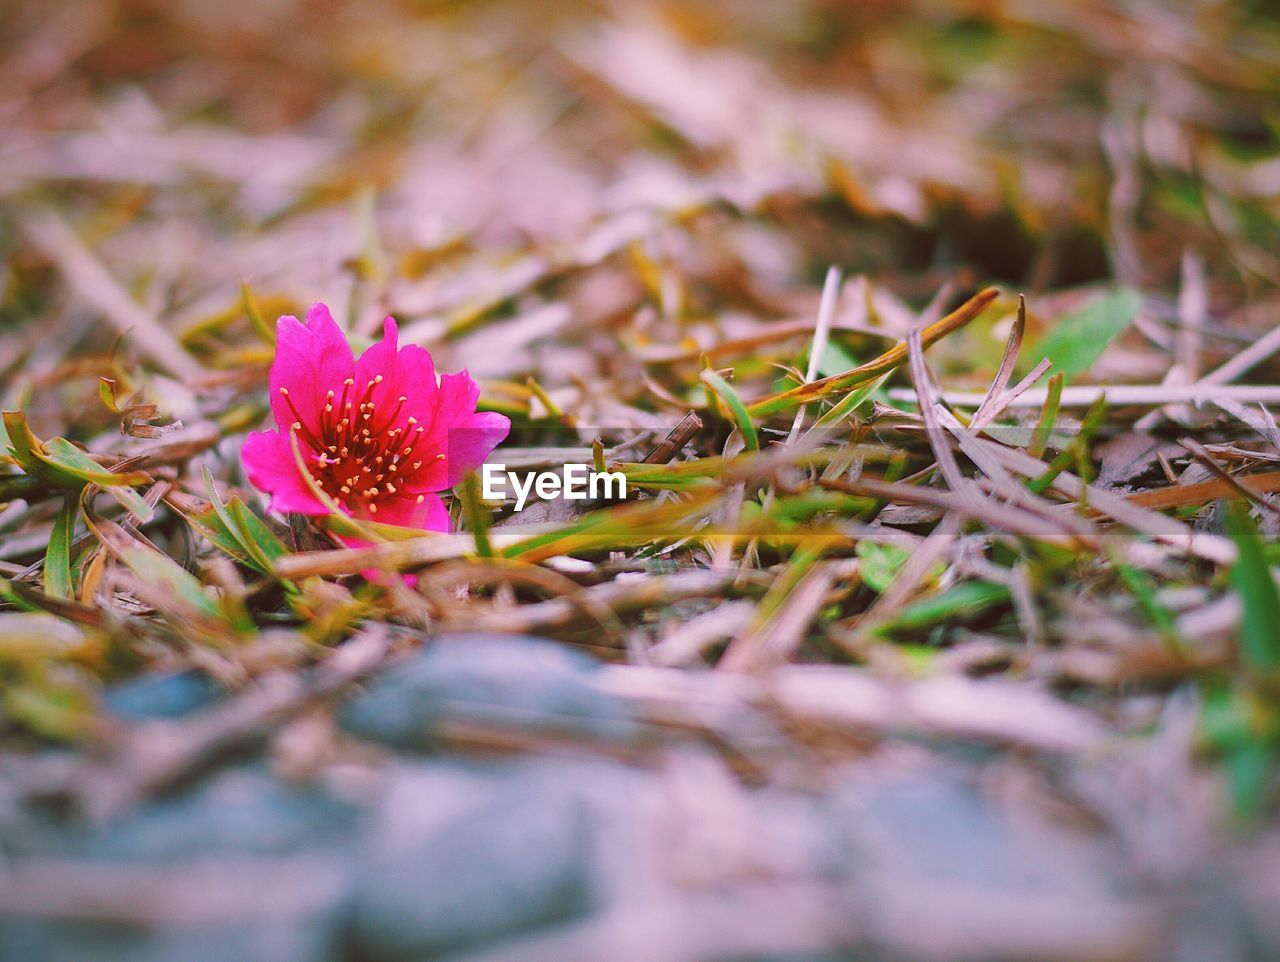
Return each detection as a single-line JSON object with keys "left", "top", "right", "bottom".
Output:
{"left": 2, "top": 2, "right": 1280, "bottom": 960}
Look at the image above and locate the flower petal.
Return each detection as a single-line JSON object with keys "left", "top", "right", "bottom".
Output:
{"left": 269, "top": 303, "right": 355, "bottom": 437}
{"left": 336, "top": 493, "right": 450, "bottom": 553}
{"left": 354, "top": 317, "right": 439, "bottom": 428}
{"left": 371, "top": 492, "right": 450, "bottom": 532}
{"left": 405, "top": 371, "right": 510, "bottom": 491}
{"left": 444, "top": 410, "right": 512, "bottom": 487}
{"left": 241, "top": 430, "right": 329, "bottom": 516}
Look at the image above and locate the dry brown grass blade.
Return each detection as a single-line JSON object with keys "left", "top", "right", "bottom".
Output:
{"left": 746, "top": 286, "right": 1000, "bottom": 417}
{"left": 1179, "top": 437, "right": 1280, "bottom": 517}
{"left": 20, "top": 211, "right": 206, "bottom": 381}
{"left": 719, "top": 562, "right": 837, "bottom": 672}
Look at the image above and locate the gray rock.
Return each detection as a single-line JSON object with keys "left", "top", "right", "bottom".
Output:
{"left": 81, "top": 767, "right": 360, "bottom": 862}
{"left": 1, "top": 770, "right": 358, "bottom": 961}
{"left": 0, "top": 858, "right": 348, "bottom": 962}
{"left": 827, "top": 769, "right": 1152, "bottom": 960}
{"left": 102, "top": 670, "right": 222, "bottom": 721}
{"left": 1, "top": 915, "right": 342, "bottom": 962}
{"left": 339, "top": 633, "right": 639, "bottom": 750}
{"left": 349, "top": 784, "right": 594, "bottom": 959}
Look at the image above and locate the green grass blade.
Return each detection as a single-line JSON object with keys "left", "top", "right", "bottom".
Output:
{"left": 700, "top": 368, "right": 759, "bottom": 451}
{"left": 1225, "top": 500, "right": 1280, "bottom": 671}
{"left": 43, "top": 498, "right": 76, "bottom": 600}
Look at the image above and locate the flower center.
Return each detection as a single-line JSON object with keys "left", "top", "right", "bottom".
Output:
{"left": 279, "top": 377, "right": 440, "bottom": 515}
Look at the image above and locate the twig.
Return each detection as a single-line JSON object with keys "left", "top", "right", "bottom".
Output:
{"left": 643, "top": 410, "right": 703, "bottom": 463}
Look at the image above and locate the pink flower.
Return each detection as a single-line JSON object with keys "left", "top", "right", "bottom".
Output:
{"left": 241, "top": 303, "right": 509, "bottom": 536}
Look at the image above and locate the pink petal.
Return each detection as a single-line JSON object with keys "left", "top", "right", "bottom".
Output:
{"left": 371, "top": 492, "right": 451, "bottom": 531}
{"left": 354, "top": 317, "right": 440, "bottom": 427}
{"left": 445, "top": 410, "right": 512, "bottom": 487}
{"left": 241, "top": 430, "right": 329, "bottom": 516}
{"left": 269, "top": 303, "right": 355, "bottom": 437}
{"left": 336, "top": 493, "right": 450, "bottom": 552}
{"left": 407, "top": 371, "right": 510, "bottom": 492}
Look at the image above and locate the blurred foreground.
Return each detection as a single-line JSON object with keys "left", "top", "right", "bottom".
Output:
{"left": 3, "top": 2, "right": 1280, "bottom": 960}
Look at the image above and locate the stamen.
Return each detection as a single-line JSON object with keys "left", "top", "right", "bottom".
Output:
{"left": 278, "top": 389, "right": 323, "bottom": 448}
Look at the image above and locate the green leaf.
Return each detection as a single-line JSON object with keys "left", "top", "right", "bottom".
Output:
{"left": 855, "top": 540, "right": 913, "bottom": 593}
{"left": 1031, "top": 287, "right": 1141, "bottom": 379}
{"left": 200, "top": 467, "right": 289, "bottom": 577}
{"left": 177, "top": 501, "right": 259, "bottom": 566}
{"left": 1225, "top": 500, "right": 1280, "bottom": 672}
{"left": 876, "top": 580, "right": 1011, "bottom": 634}
{"left": 43, "top": 498, "right": 76, "bottom": 600}
{"left": 2, "top": 411, "right": 151, "bottom": 519}
{"left": 227, "top": 501, "right": 289, "bottom": 563}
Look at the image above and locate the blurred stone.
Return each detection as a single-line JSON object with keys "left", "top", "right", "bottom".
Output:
{"left": 1167, "top": 870, "right": 1274, "bottom": 962}
{"left": 827, "top": 769, "right": 1155, "bottom": 960}
{"left": 0, "top": 857, "right": 348, "bottom": 962}
{"left": 81, "top": 767, "right": 359, "bottom": 861}
{"left": 102, "top": 670, "right": 222, "bottom": 722}
{"left": 349, "top": 785, "right": 594, "bottom": 959}
{"left": 339, "top": 633, "right": 638, "bottom": 750}
{"left": 0, "top": 769, "right": 358, "bottom": 961}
